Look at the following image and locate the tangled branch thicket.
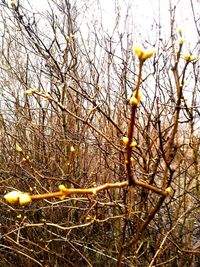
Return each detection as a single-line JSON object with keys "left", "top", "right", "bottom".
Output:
{"left": 0, "top": 0, "right": 200, "bottom": 266}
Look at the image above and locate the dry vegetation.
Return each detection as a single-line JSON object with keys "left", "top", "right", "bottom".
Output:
{"left": 0, "top": 0, "right": 200, "bottom": 266}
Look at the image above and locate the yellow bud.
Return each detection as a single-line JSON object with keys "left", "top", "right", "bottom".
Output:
{"left": 131, "top": 141, "right": 137, "bottom": 147}
{"left": 19, "top": 194, "right": 32, "bottom": 205}
{"left": 130, "top": 96, "right": 138, "bottom": 105}
{"left": 130, "top": 157, "right": 134, "bottom": 162}
{"left": 86, "top": 215, "right": 92, "bottom": 221}
{"left": 189, "top": 55, "right": 198, "bottom": 61}
{"left": 16, "top": 145, "right": 23, "bottom": 152}
{"left": 58, "top": 184, "right": 67, "bottom": 191}
{"left": 70, "top": 146, "right": 75, "bottom": 152}
{"left": 92, "top": 189, "right": 97, "bottom": 195}
{"left": 4, "top": 191, "right": 22, "bottom": 204}
{"left": 59, "top": 195, "right": 66, "bottom": 200}
{"left": 25, "top": 89, "right": 36, "bottom": 95}
{"left": 142, "top": 50, "right": 156, "bottom": 60}
{"left": 179, "top": 38, "right": 184, "bottom": 45}
{"left": 165, "top": 187, "right": 172, "bottom": 195}
{"left": 132, "top": 44, "right": 155, "bottom": 61}
{"left": 91, "top": 182, "right": 97, "bottom": 187}
{"left": 184, "top": 54, "right": 198, "bottom": 62}
{"left": 132, "top": 44, "right": 144, "bottom": 59}
{"left": 183, "top": 54, "right": 190, "bottom": 61}
{"left": 133, "top": 90, "right": 142, "bottom": 103}
{"left": 178, "top": 28, "right": 182, "bottom": 34}
{"left": 10, "top": 0, "right": 15, "bottom": 6}
{"left": 123, "top": 137, "right": 129, "bottom": 145}
{"left": 17, "top": 214, "right": 22, "bottom": 219}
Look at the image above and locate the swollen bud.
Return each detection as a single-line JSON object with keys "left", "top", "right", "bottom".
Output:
{"left": 142, "top": 50, "right": 156, "bottom": 60}
{"left": 16, "top": 145, "right": 23, "bottom": 152}
{"left": 4, "top": 191, "right": 22, "bottom": 204}
{"left": 132, "top": 44, "right": 155, "bottom": 61}
{"left": 130, "top": 96, "right": 138, "bottom": 105}
{"left": 183, "top": 54, "right": 198, "bottom": 62}
{"left": 19, "top": 194, "right": 32, "bottom": 205}
{"left": 165, "top": 187, "right": 172, "bottom": 195}
{"left": 25, "top": 89, "right": 36, "bottom": 95}
{"left": 122, "top": 137, "right": 129, "bottom": 145}
{"left": 133, "top": 90, "right": 142, "bottom": 103}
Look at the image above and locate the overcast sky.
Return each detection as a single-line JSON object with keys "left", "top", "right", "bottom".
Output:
{"left": 31, "top": 0, "right": 199, "bottom": 54}
{"left": 99, "top": 0, "right": 198, "bottom": 51}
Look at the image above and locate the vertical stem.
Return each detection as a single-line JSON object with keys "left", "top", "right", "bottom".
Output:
{"left": 125, "top": 61, "right": 143, "bottom": 186}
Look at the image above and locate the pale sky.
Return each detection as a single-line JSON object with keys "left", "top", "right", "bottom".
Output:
{"left": 1, "top": 0, "right": 199, "bottom": 131}
{"left": 30, "top": 0, "right": 199, "bottom": 54}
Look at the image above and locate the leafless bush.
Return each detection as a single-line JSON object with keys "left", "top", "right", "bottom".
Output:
{"left": 0, "top": 0, "right": 200, "bottom": 266}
